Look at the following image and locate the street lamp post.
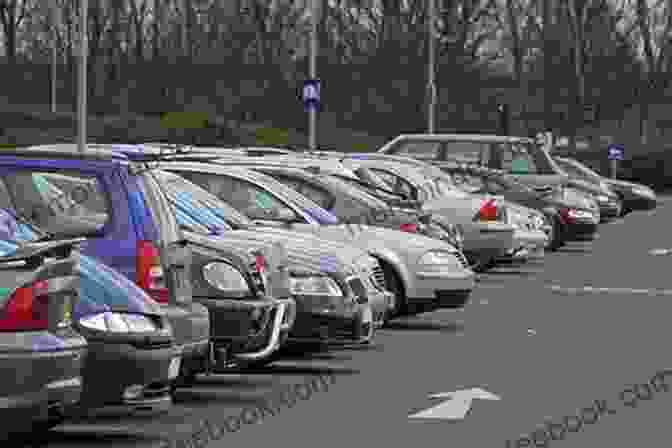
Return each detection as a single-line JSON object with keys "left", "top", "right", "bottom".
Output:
{"left": 427, "top": 0, "right": 436, "bottom": 133}
{"left": 308, "top": 0, "right": 319, "bottom": 150}
{"left": 77, "top": 0, "right": 88, "bottom": 153}
{"left": 50, "top": 3, "right": 60, "bottom": 114}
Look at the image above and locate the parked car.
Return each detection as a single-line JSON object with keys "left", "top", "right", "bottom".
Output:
{"left": 444, "top": 165, "right": 599, "bottom": 246}
{"left": 0, "top": 223, "right": 86, "bottom": 437}
{"left": 179, "top": 152, "right": 465, "bottom": 251}
{"left": 156, "top": 160, "right": 475, "bottom": 318}
{"left": 339, "top": 155, "right": 550, "bottom": 264}
{"left": 2, "top": 214, "right": 185, "bottom": 413}
{"left": 148, "top": 169, "right": 381, "bottom": 344}
{"left": 375, "top": 134, "right": 602, "bottom": 219}
{"left": 552, "top": 156, "right": 655, "bottom": 215}
{"left": 552, "top": 156, "right": 622, "bottom": 220}
{"left": 0, "top": 144, "right": 292, "bottom": 376}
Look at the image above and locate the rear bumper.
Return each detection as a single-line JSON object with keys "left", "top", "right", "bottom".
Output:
{"left": 624, "top": 196, "right": 657, "bottom": 211}
{"left": 288, "top": 304, "right": 374, "bottom": 345}
{"left": 410, "top": 268, "right": 476, "bottom": 302}
{"left": 78, "top": 341, "right": 179, "bottom": 410}
{"left": 564, "top": 221, "right": 599, "bottom": 240}
{"left": 497, "top": 229, "right": 547, "bottom": 261}
{"left": 599, "top": 201, "right": 622, "bottom": 219}
{"left": 407, "top": 290, "right": 471, "bottom": 312}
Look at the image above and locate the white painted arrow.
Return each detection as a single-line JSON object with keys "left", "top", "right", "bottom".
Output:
{"left": 409, "top": 388, "right": 500, "bottom": 420}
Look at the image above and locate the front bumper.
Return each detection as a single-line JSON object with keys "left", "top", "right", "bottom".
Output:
{"left": 288, "top": 303, "right": 374, "bottom": 345}
{"left": 78, "top": 340, "right": 180, "bottom": 410}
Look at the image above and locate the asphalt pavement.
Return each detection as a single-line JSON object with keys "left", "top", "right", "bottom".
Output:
{"left": 28, "top": 197, "right": 672, "bottom": 448}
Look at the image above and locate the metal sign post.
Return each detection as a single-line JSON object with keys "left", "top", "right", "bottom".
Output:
{"left": 427, "top": 0, "right": 436, "bottom": 133}
{"left": 607, "top": 144, "right": 624, "bottom": 179}
{"left": 77, "top": 0, "right": 88, "bottom": 154}
{"left": 50, "top": 3, "right": 61, "bottom": 114}
{"left": 307, "top": 0, "right": 319, "bottom": 150}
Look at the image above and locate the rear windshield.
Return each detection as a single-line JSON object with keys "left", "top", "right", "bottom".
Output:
{"left": 0, "top": 170, "right": 110, "bottom": 238}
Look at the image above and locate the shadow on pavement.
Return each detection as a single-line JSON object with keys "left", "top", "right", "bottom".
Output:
{"left": 223, "top": 365, "right": 360, "bottom": 376}
{"left": 33, "top": 430, "right": 161, "bottom": 447}
{"left": 189, "top": 376, "right": 277, "bottom": 389}
{"left": 381, "top": 320, "right": 463, "bottom": 333}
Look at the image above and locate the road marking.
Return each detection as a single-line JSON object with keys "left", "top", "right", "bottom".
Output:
{"left": 409, "top": 388, "right": 500, "bottom": 420}
{"left": 549, "top": 285, "right": 672, "bottom": 296}
{"left": 649, "top": 248, "right": 672, "bottom": 256}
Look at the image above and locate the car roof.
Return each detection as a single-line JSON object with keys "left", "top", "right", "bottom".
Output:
{"left": 0, "top": 143, "right": 128, "bottom": 161}
{"left": 387, "top": 134, "right": 534, "bottom": 144}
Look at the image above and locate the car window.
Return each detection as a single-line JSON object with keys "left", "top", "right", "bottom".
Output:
{"left": 295, "top": 181, "right": 336, "bottom": 210}
{"left": 502, "top": 144, "right": 539, "bottom": 174}
{"left": 261, "top": 172, "right": 304, "bottom": 192}
{"left": 1, "top": 170, "right": 109, "bottom": 236}
{"left": 442, "top": 141, "right": 491, "bottom": 165}
{"left": 177, "top": 171, "right": 300, "bottom": 222}
{"left": 391, "top": 141, "right": 441, "bottom": 160}
{"left": 371, "top": 168, "right": 415, "bottom": 199}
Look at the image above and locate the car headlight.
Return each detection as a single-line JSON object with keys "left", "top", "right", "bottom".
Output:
{"left": 418, "top": 250, "right": 458, "bottom": 266}
{"left": 633, "top": 187, "right": 655, "bottom": 198}
{"left": 202, "top": 262, "right": 250, "bottom": 294}
{"left": 596, "top": 194, "right": 609, "bottom": 203}
{"left": 289, "top": 275, "right": 343, "bottom": 297}
{"left": 78, "top": 312, "right": 159, "bottom": 333}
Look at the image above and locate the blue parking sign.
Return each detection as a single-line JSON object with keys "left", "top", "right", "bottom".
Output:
{"left": 608, "top": 144, "right": 624, "bottom": 161}
{"left": 303, "top": 79, "right": 321, "bottom": 112}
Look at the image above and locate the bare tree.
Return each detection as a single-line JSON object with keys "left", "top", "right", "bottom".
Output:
{"left": 0, "top": 0, "right": 33, "bottom": 63}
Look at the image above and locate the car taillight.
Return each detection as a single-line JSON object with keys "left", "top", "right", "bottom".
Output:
{"left": 559, "top": 208, "right": 577, "bottom": 224}
{"left": 0, "top": 280, "right": 50, "bottom": 331}
{"left": 400, "top": 223, "right": 418, "bottom": 233}
{"left": 255, "top": 254, "right": 267, "bottom": 274}
{"left": 477, "top": 199, "right": 498, "bottom": 222}
{"left": 136, "top": 240, "right": 168, "bottom": 304}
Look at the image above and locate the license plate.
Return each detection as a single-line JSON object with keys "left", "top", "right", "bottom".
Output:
{"left": 361, "top": 306, "right": 373, "bottom": 324}
{"left": 168, "top": 357, "right": 181, "bottom": 380}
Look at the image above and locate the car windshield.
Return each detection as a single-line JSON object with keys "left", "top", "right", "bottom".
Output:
{"left": 331, "top": 174, "right": 403, "bottom": 202}
{"left": 152, "top": 170, "right": 248, "bottom": 234}
{"left": 557, "top": 158, "right": 602, "bottom": 182}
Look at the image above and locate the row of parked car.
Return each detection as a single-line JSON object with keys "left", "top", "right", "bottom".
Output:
{"left": 1, "top": 133, "right": 656, "bottom": 440}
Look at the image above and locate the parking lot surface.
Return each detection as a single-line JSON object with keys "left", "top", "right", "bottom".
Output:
{"left": 32, "top": 200, "right": 670, "bottom": 448}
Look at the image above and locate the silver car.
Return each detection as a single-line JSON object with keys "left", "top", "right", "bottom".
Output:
{"left": 159, "top": 162, "right": 476, "bottom": 318}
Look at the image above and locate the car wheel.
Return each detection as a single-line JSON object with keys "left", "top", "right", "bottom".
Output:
{"left": 547, "top": 214, "right": 564, "bottom": 251}
{"left": 381, "top": 262, "right": 406, "bottom": 319}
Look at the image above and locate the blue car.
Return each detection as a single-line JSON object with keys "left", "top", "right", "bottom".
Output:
{"left": 0, "top": 144, "right": 291, "bottom": 375}
{"left": 0, "top": 212, "right": 180, "bottom": 415}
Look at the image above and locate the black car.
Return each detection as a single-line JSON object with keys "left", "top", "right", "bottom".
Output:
{"left": 553, "top": 157, "right": 656, "bottom": 215}
{"left": 446, "top": 165, "right": 599, "bottom": 245}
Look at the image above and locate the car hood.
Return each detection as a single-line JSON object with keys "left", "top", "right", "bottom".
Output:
{"left": 76, "top": 253, "right": 163, "bottom": 319}
{"left": 289, "top": 223, "right": 458, "bottom": 255}
{"left": 603, "top": 178, "right": 651, "bottom": 191}
{"left": 187, "top": 228, "right": 368, "bottom": 277}
{"left": 567, "top": 178, "right": 617, "bottom": 199}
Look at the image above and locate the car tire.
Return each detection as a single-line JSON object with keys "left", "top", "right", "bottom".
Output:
{"left": 547, "top": 214, "right": 564, "bottom": 251}
{"left": 381, "top": 262, "right": 406, "bottom": 319}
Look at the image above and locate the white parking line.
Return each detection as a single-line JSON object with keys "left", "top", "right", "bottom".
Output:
{"left": 649, "top": 248, "right": 672, "bottom": 256}
{"left": 548, "top": 285, "right": 672, "bottom": 296}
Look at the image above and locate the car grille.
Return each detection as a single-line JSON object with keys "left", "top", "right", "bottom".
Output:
{"left": 347, "top": 277, "right": 369, "bottom": 304}
{"left": 370, "top": 264, "right": 387, "bottom": 291}
{"left": 454, "top": 251, "right": 470, "bottom": 269}
{"left": 249, "top": 261, "right": 266, "bottom": 295}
